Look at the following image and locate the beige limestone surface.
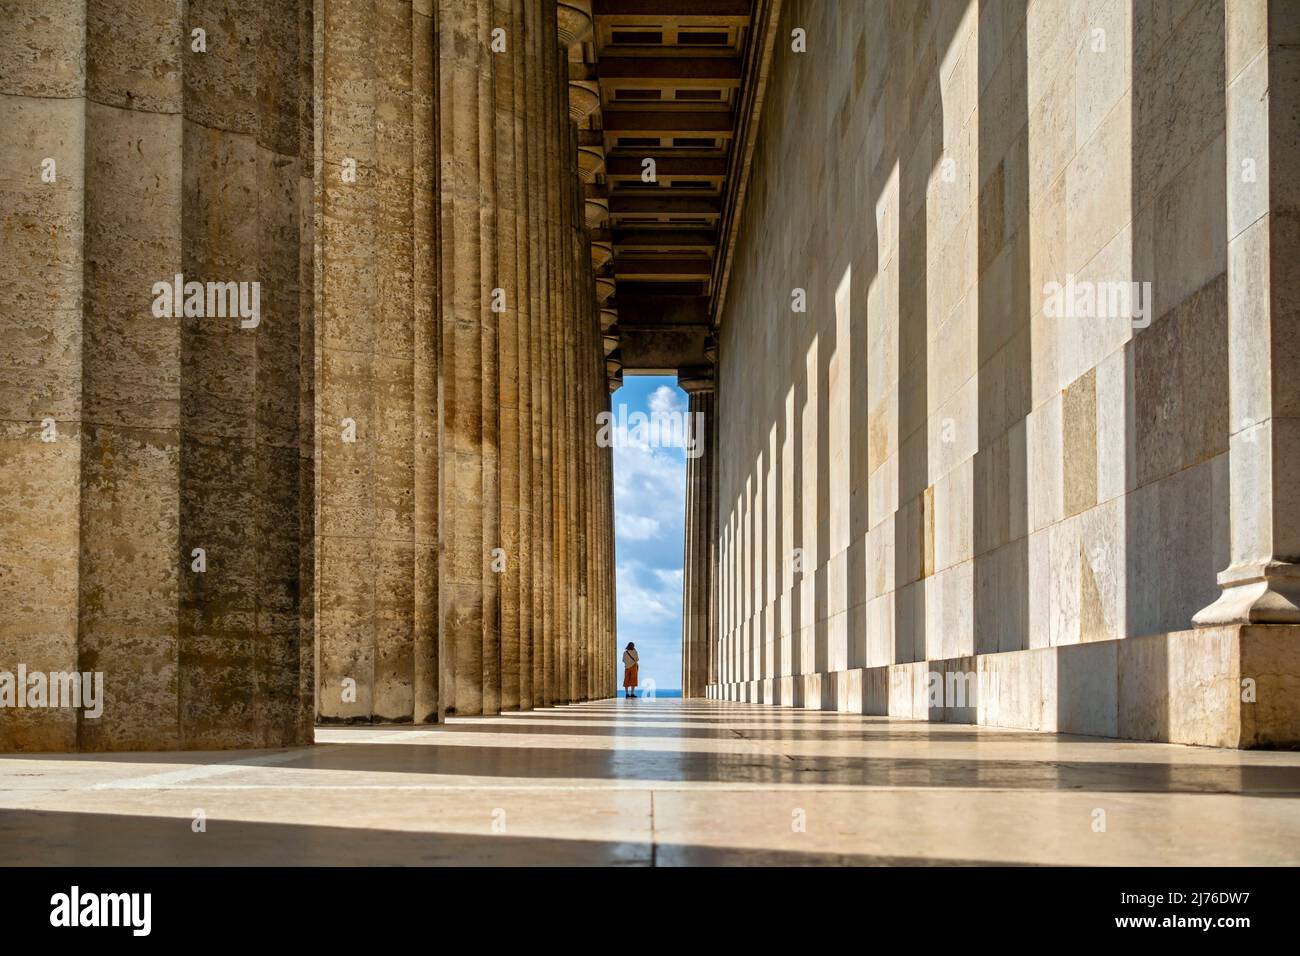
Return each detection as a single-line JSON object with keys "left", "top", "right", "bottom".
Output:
{"left": 2, "top": 698, "right": 1298, "bottom": 866}
{"left": 704, "top": 0, "right": 1300, "bottom": 747}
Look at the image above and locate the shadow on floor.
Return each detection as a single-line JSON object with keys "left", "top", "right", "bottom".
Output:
{"left": 0, "top": 807, "right": 1020, "bottom": 866}
{"left": 6, "top": 739, "right": 1300, "bottom": 793}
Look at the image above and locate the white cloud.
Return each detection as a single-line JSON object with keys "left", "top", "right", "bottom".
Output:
{"left": 653, "top": 567, "right": 683, "bottom": 589}
{"left": 616, "top": 513, "right": 660, "bottom": 540}
{"left": 616, "top": 559, "right": 682, "bottom": 621}
{"left": 612, "top": 438, "right": 685, "bottom": 546}
{"left": 648, "top": 384, "right": 686, "bottom": 416}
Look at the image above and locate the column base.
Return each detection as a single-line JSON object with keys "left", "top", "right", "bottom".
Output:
{"left": 1193, "top": 561, "right": 1300, "bottom": 626}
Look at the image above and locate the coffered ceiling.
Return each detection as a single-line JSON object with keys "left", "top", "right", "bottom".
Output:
{"left": 563, "top": 0, "right": 779, "bottom": 386}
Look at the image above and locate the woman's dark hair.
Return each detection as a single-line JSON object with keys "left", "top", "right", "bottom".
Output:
{"left": 626, "top": 642, "right": 635, "bottom": 649}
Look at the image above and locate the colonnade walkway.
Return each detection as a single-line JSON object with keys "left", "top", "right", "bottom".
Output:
{"left": 2, "top": 699, "right": 1298, "bottom": 865}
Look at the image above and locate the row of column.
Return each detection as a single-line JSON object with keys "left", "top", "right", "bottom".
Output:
{"left": 0, "top": 0, "right": 615, "bottom": 752}
{"left": 316, "top": 0, "right": 616, "bottom": 723}
{"left": 680, "top": 377, "right": 717, "bottom": 698}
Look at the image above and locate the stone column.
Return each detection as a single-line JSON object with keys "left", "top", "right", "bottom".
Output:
{"left": 513, "top": 0, "right": 535, "bottom": 712}
{"left": 565, "top": 121, "right": 582, "bottom": 703}
{"left": 680, "top": 372, "right": 715, "bottom": 697}
{"left": 316, "top": 0, "right": 439, "bottom": 726}
{"left": 708, "top": 375, "right": 720, "bottom": 691}
{"left": 583, "top": 270, "right": 600, "bottom": 699}
{"left": 494, "top": 0, "right": 525, "bottom": 712}
{"left": 552, "top": 37, "right": 571, "bottom": 706}
{"left": 1195, "top": 2, "right": 1300, "bottom": 626}
{"left": 437, "top": 0, "right": 498, "bottom": 718}
{"left": 682, "top": 423, "right": 696, "bottom": 694}
{"left": 605, "top": 389, "right": 617, "bottom": 697}
{"left": 1, "top": 0, "right": 314, "bottom": 751}
{"left": 1, "top": 0, "right": 91, "bottom": 751}
{"left": 574, "top": 254, "right": 588, "bottom": 702}
{"left": 538, "top": 0, "right": 559, "bottom": 708}
{"left": 413, "top": 0, "right": 440, "bottom": 725}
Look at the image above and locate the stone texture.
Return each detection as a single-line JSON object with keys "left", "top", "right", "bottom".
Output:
{"left": 681, "top": 384, "right": 715, "bottom": 697}
{"left": 709, "top": 0, "right": 1300, "bottom": 748}
{"left": 0, "top": 0, "right": 314, "bottom": 751}
{"left": 4, "top": 0, "right": 1293, "bottom": 756}
{"left": 7, "top": 698, "right": 1300, "bottom": 866}
{"left": 1, "top": 0, "right": 614, "bottom": 752}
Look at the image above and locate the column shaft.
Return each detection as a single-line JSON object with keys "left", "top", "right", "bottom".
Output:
{"left": 495, "top": 0, "right": 521, "bottom": 712}
{"left": 540, "top": 0, "right": 559, "bottom": 707}
{"left": 437, "top": 0, "right": 496, "bottom": 717}
{"left": 1196, "top": 1, "right": 1300, "bottom": 625}
{"left": 681, "top": 387, "right": 715, "bottom": 697}
{"left": 413, "top": 0, "right": 440, "bottom": 724}
{"left": 316, "top": 0, "right": 435, "bottom": 727}
{"left": 1, "top": 1, "right": 314, "bottom": 750}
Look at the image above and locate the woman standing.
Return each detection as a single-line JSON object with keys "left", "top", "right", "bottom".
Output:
{"left": 621, "top": 643, "right": 639, "bottom": 699}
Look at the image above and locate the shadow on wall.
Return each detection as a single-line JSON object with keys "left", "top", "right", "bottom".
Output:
{"left": 1120, "top": 0, "right": 1229, "bottom": 741}
{"left": 716, "top": 0, "right": 1235, "bottom": 737}
{"left": 972, "top": 0, "right": 1031, "bottom": 662}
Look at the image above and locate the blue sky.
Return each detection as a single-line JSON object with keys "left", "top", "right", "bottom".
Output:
{"left": 611, "top": 375, "right": 686, "bottom": 692}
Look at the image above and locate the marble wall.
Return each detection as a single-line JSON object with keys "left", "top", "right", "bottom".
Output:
{"left": 709, "top": 0, "right": 1299, "bottom": 746}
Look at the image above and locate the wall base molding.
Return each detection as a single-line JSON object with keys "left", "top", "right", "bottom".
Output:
{"left": 707, "top": 625, "right": 1300, "bottom": 749}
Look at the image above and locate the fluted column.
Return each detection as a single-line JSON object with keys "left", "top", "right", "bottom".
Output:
{"left": 682, "top": 416, "right": 697, "bottom": 693}
{"left": 563, "top": 118, "right": 580, "bottom": 703}
{"left": 1, "top": 0, "right": 314, "bottom": 751}
{"left": 1, "top": 0, "right": 616, "bottom": 753}
{"left": 1, "top": 0, "right": 93, "bottom": 751}
{"left": 514, "top": 0, "right": 536, "bottom": 712}
{"left": 437, "top": 0, "right": 497, "bottom": 718}
{"left": 494, "top": 0, "right": 526, "bottom": 711}
{"left": 680, "top": 374, "right": 716, "bottom": 698}
{"left": 553, "top": 0, "right": 569, "bottom": 707}
{"left": 539, "top": 0, "right": 559, "bottom": 707}
{"left": 582, "top": 263, "right": 600, "bottom": 699}
{"left": 413, "top": 0, "right": 440, "bottom": 724}
{"left": 707, "top": 375, "right": 720, "bottom": 691}
{"left": 316, "top": 0, "right": 439, "bottom": 727}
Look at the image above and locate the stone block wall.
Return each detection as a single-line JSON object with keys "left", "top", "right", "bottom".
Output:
{"left": 709, "top": 0, "right": 1300, "bottom": 746}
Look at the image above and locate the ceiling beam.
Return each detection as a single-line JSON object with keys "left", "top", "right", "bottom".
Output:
{"left": 610, "top": 196, "right": 721, "bottom": 215}
{"left": 596, "top": 57, "right": 743, "bottom": 83}
{"left": 593, "top": 0, "right": 753, "bottom": 18}
{"left": 613, "top": 230, "right": 719, "bottom": 250}
{"left": 605, "top": 156, "right": 728, "bottom": 176}
{"left": 603, "top": 110, "right": 736, "bottom": 133}
{"left": 615, "top": 257, "right": 714, "bottom": 278}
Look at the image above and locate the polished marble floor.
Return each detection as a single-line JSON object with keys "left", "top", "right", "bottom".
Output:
{"left": 2, "top": 698, "right": 1299, "bottom": 865}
